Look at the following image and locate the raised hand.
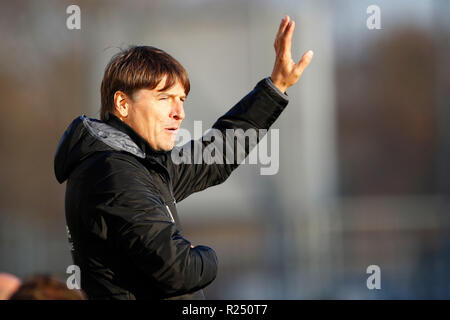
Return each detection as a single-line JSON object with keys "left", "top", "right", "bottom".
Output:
{"left": 270, "top": 16, "right": 314, "bottom": 93}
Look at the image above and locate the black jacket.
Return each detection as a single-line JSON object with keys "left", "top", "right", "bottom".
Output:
{"left": 54, "top": 78, "right": 288, "bottom": 300}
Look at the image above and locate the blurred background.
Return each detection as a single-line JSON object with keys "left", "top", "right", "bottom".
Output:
{"left": 1, "top": 0, "right": 449, "bottom": 299}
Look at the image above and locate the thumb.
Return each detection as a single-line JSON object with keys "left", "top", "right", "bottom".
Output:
{"left": 295, "top": 50, "right": 314, "bottom": 73}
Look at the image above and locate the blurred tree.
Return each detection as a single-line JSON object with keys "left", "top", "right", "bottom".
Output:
{"left": 337, "top": 29, "right": 437, "bottom": 195}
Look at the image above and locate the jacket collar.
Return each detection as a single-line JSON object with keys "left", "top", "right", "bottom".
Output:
{"left": 104, "top": 112, "right": 168, "bottom": 162}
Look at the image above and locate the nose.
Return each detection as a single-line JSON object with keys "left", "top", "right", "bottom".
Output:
{"left": 171, "top": 100, "right": 185, "bottom": 121}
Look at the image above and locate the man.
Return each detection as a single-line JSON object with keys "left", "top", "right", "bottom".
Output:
{"left": 54, "top": 16, "right": 313, "bottom": 300}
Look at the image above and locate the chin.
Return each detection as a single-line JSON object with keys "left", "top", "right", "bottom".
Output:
{"left": 160, "top": 143, "right": 175, "bottom": 152}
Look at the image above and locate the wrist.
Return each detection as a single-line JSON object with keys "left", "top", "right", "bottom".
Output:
{"left": 269, "top": 76, "right": 288, "bottom": 93}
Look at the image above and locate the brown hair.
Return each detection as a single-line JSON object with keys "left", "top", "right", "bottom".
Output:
{"left": 9, "top": 274, "right": 86, "bottom": 300}
{"left": 100, "top": 46, "right": 190, "bottom": 121}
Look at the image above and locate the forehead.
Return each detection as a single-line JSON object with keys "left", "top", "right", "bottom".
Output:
{"left": 133, "top": 78, "right": 186, "bottom": 100}
{"left": 154, "top": 77, "right": 185, "bottom": 94}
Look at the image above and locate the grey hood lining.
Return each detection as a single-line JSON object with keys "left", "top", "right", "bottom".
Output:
{"left": 81, "top": 115, "right": 146, "bottom": 159}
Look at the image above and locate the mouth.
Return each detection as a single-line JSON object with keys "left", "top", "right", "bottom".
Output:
{"left": 165, "top": 126, "right": 179, "bottom": 135}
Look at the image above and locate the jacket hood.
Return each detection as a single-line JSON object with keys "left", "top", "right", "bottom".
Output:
{"left": 54, "top": 115, "right": 146, "bottom": 183}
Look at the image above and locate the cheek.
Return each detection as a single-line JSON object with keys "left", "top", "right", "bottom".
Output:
{"left": 147, "top": 115, "right": 165, "bottom": 139}
{"left": 156, "top": 111, "right": 170, "bottom": 127}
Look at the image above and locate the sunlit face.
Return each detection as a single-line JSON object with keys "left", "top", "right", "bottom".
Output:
{"left": 115, "top": 77, "right": 186, "bottom": 152}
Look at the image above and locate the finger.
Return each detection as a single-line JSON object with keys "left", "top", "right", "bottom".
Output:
{"left": 295, "top": 50, "right": 314, "bottom": 73}
{"left": 286, "top": 20, "right": 295, "bottom": 40}
{"left": 282, "top": 15, "right": 290, "bottom": 32}
{"left": 284, "top": 20, "right": 295, "bottom": 57}
{"left": 276, "top": 15, "right": 290, "bottom": 40}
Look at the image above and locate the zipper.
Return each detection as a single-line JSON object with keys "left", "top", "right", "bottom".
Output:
{"left": 165, "top": 205, "right": 175, "bottom": 223}
{"left": 143, "top": 154, "right": 177, "bottom": 224}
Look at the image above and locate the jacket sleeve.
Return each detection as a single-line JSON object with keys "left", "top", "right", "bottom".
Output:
{"left": 88, "top": 153, "right": 218, "bottom": 297}
{"left": 166, "top": 77, "right": 289, "bottom": 202}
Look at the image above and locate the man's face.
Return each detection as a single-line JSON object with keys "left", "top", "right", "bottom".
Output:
{"left": 120, "top": 77, "right": 186, "bottom": 152}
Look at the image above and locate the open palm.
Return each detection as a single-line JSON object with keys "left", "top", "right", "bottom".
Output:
{"left": 270, "top": 16, "right": 314, "bottom": 93}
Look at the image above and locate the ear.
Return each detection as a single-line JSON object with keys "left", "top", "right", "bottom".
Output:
{"left": 113, "top": 91, "right": 131, "bottom": 119}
